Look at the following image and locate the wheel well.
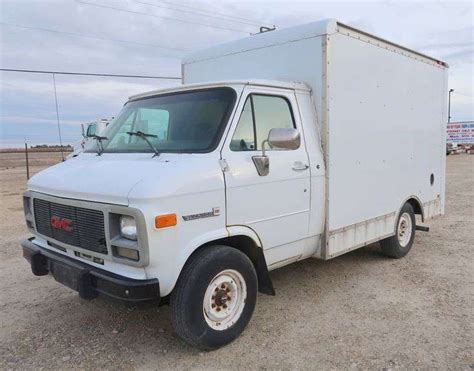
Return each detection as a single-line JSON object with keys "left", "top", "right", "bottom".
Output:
{"left": 405, "top": 198, "right": 424, "bottom": 221}
{"left": 202, "top": 235, "right": 275, "bottom": 296}
{"left": 203, "top": 235, "right": 258, "bottom": 259}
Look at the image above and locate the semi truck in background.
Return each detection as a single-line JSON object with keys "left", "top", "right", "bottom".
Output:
{"left": 21, "top": 19, "right": 448, "bottom": 349}
{"left": 82, "top": 118, "right": 111, "bottom": 139}
{"left": 69, "top": 118, "right": 113, "bottom": 157}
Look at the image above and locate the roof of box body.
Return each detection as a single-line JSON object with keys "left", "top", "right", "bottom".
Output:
{"left": 182, "top": 19, "right": 337, "bottom": 64}
{"left": 182, "top": 18, "right": 448, "bottom": 68}
{"left": 128, "top": 79, "right": 311, "bottom": 101}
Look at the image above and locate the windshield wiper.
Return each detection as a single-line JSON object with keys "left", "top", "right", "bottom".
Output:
{"left": 91, "top": 135, "right": 108, "bottom": 156}
{"left": 127, "top": 131, "right": 160, "bottom": 157}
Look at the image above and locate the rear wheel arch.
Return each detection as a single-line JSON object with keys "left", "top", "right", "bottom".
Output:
{"left": 400, "top": 196, "right": 424, "bottom": 222}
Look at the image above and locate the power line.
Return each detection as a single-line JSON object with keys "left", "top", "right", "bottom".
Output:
{"left": 75, "top": 0, "right": 249, "bottom": 34}
{"left": 0, "top": 68, "right": 181, "bottom": 79}
{"left": 154, "top": 0, "right": 269, "bottom": 27}
{"left": 0, "top": 22, "right": 187, "bottom": 51}
{"left": 133, "top": 0, "right": 266, "bottom": 27}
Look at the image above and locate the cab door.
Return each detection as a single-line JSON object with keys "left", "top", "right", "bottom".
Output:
{"left": 221, "top": 87, "right": 311, "bottom": 266}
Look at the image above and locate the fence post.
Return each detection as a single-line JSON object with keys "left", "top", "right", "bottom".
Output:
{"left": 25, "top": 143, "right": 30, "bottom": 180}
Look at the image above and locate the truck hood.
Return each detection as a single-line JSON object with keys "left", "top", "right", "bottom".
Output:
{"left": 27, "top": 153, "right": 223, "bottom": 205}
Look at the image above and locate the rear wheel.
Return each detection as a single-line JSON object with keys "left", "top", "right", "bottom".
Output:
{"left": 380, "top": 203, "right": 416, "bottom": 258}
{"left": 170, "top": 245, "right": 257, "bottom": 350}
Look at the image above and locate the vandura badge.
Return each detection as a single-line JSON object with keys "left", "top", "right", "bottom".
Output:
{"left": 182, "top": 207, "right": 220, "bottom": 221}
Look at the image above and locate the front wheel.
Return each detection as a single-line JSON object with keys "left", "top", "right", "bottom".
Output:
{"left": 380, "top": 203, "right": 416, "bottom": 258}
{"left": 170, "top": 245, "right": 257, "bottom": 350}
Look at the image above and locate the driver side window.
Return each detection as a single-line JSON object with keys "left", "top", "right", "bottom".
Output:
{"left": 230, "top": 94, "right": 295, "bottom": 151}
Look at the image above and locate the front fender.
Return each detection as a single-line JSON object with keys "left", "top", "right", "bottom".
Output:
{"left": 153, "top": 226, "right": 265, "bottom": 297}
{"left": 150, "top": 227, "right": 229, "bottom": 296}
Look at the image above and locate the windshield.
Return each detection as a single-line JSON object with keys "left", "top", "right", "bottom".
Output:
{"left": 85, "top": 87, "right": 236, "bottom": 154}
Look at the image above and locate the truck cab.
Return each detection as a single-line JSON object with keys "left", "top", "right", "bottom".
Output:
{"left": 69, "top": 119, "right": 112, "bottom": 157}
{"left": 23, "top": 80, "right": 322, "bottom": 348}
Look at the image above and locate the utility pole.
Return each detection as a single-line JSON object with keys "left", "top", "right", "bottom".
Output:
{"left": 448, "top": 89, "right": 454, "bottom": 123}
{"left": 52, "top": 73, "right": 65, "bottom": 161}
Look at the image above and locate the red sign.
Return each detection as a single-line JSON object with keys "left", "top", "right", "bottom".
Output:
{"left": 447, "top": 121, "right": 474, "bottom": 144}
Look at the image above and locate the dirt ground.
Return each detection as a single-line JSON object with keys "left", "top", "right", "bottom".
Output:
{"left": 0, "top": 153, "right": 472, "bottom": 370}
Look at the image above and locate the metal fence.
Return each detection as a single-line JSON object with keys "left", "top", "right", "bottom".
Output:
{"left": 0, "top": 146, "right": 73, "bottom": 179}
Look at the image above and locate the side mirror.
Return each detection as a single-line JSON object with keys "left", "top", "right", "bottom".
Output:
{"left": 252, "top": 128, "right": 301, "bottom": 176}
{"left": 268, "top": 128, "right": 300, "bottom": 150}
{"left": 86, "top": 124, "right": 97, "bottom": 138}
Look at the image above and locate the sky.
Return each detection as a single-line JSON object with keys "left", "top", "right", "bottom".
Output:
{"left": 0, "top": 0, "right": 473, "bottom": 147}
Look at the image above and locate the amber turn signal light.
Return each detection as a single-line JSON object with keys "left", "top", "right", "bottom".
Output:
{"left": 155, "top": 214, "right": 177, "bottom": 229}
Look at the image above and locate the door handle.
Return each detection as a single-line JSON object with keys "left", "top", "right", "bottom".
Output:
{"left": 292, "top": 162, "right": 309, "bottom": 171}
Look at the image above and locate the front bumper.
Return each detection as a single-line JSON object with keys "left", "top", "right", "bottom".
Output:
{"left": 21, "top": 238, "right": 160, "bottom": 302}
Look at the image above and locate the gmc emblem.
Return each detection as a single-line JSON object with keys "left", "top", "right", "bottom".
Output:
{"left": 50, "top": 216, "right": 73, "bottom": 233}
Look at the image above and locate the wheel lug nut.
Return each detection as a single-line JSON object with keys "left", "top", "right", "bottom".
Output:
{"left": 211, "top": 303, "right": 216, "bottom": 308}
{"left": 216, "top": 307, "right": 221, "bottom": 312}
{"left": 223, "top": 304, "right": 227, "bottom": 309}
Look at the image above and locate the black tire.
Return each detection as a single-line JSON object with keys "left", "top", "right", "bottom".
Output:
{"left": 380, "top": 203, "right": 416, "bottom": 258}
{"left": 170, "top": 245, "right": 257, "bottom": 350}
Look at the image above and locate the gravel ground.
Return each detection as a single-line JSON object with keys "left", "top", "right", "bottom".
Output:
{"left": 0, "top": 153, "right": 472, "bottom": 370}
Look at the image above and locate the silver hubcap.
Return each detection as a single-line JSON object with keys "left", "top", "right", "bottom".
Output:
{"left": 203, "top": 269, "right": 247, "bottom": 331}
{"left": 397, "top": 212, "right": 413, "bottom": 247}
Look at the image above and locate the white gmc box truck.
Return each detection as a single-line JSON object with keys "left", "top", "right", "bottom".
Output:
{"left": 22, "top": 19, "right": 448, "bottom": 349}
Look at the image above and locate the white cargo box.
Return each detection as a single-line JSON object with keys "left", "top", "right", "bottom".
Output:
{"left": 182, "top": 19, "right": 448, "bottom": 258}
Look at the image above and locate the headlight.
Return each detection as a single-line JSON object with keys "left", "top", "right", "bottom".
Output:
{"left": 120, "top": 215, "right": 137, "bottom": 241}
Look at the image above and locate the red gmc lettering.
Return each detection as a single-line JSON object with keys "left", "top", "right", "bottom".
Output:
{"left": 50, "top": 216, "right": 73, "bottom": 233}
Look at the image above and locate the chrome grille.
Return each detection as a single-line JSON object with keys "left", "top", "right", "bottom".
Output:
{"left": 33, "top": 198, "right": 107, "bottom": 254}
